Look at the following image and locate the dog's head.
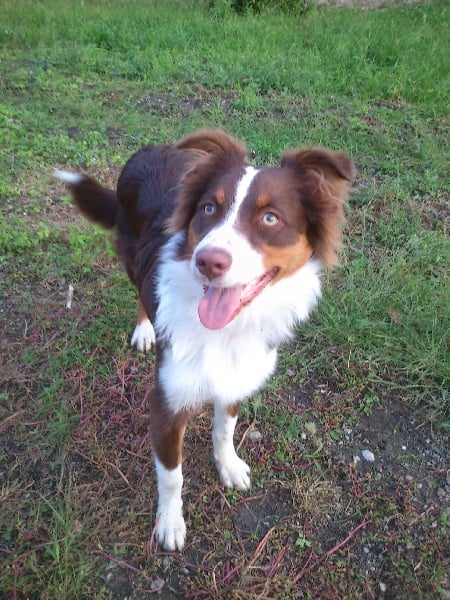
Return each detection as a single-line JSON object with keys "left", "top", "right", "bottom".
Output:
{"left": 169, "top": 129, "right": 354, "bottom": 329}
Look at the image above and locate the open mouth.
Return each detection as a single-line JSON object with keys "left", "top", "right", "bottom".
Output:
{"left": 198, "top": 268, "right": 279, "bottom": 330}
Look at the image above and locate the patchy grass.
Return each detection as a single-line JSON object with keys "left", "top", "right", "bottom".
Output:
{"left": 0, "top": 0, "right": 449, "bottom": 598}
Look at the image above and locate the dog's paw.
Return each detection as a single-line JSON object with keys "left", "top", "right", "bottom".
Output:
{"left": 155, "top": 510, "right": 186, "bottom": 552}
{"left": 131, "top": 319, "right": 155, "bottom": 353}
{"left": 216, "top": 454, "right": 251, "bottom": 491}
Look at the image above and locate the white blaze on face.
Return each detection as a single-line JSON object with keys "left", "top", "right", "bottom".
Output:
{"left": 193, "top": 166, "right": 261, "bottom": 267}
{"left": 191, "top": 167, "right": 273, "bottom": 330}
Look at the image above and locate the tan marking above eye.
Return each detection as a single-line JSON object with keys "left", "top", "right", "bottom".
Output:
{"left": 256, "top": 194, "right": 271, "bottom": 209}
{"left": 215, "top": 189, "right": 225, "bottom": 205}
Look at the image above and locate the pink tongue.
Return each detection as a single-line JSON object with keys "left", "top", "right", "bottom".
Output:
{"left": 198, "top": 286, "right": 243, "bottom": 330}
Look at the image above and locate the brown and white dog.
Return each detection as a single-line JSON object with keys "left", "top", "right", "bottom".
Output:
{"left": 55, "top": 129, "right": 353, "bottom": 551}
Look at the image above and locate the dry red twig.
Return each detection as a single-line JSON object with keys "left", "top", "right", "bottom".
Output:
{"left": 293, "top": 517, "right": 371, "bottom": 584}
{"left": 94, "top": 549, "right": 153, "bottom": 581}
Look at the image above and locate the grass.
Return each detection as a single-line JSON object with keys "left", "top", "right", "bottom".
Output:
{"left": 0, "top": 0, "right": 449, "bottom": 598}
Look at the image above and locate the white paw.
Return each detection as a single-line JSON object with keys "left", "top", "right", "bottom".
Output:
{"left": 155, "top": 510, "right": 186, "bottom": 551}
{"left": 130, "top": 319, "right": 155, "bottom": 353}
{"left": 216, "top": 454, "right": 251, "bottom": 491}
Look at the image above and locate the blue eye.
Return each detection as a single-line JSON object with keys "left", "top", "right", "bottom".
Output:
{"left": 203, "top": 203, "right": 216, "bottom": 216}
{"left": 262, "top": 212, "right": 279, "bottom": 226}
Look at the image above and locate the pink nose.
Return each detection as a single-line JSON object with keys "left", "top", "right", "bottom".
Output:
{"left": 195, "top": 247, "right": 232, "bottom": 280}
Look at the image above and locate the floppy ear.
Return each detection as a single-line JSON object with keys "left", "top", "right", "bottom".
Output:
{"left": 168, "top": 129, "right": 248, "bottom": 233}
{"left": 281, "top": 148, "right": 354, "bottom": 266}
{"left": 176, "top": 128, "right": 247, "bottom": 160}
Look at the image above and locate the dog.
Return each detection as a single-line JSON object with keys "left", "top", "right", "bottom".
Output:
{"left": 55, "top": 129, "right": 353, "bottom": 551}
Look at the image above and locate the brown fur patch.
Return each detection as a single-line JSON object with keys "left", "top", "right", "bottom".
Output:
{"left": 227, "top": 404, "right": 240, "bottom": 418}
{"left": 136, "top": 298, "right": 149, "bottom": 325}
{"left": 280, "top": 148, "right": 354, "bottom": 266}
{"left": 186, "top": 221, "right": 201, "bottom": 259}
{"left": 167, "top": 130, "right": 247, "bottom": 234}
{"left": 176, "top": 128, "right": 247, "bottom": 160}
{"left": 262, "top": 234, "right": 313, "bottom": 282}
{"left": 149, "top": 389, "right": 189, "bottom": 470}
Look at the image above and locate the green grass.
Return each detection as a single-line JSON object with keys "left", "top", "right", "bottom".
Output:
{"left": 305, "top": 230, "right": 449, "bottom": 407}
{"left": 0, "top": 0, "right": 449, "bottom": 598}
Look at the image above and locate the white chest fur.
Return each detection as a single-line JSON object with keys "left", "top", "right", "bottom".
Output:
{"left": 155, "top": 234, "right": 322, "bottom": 413}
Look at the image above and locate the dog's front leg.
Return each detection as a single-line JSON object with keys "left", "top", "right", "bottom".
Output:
{"left": 212, "top": 403, "right": 251, "bottom": 491}
{"left": 130, "top": 298, "right": 156, "bottom": 353}
{"left": 150, "top": 391, "right": 189, "bottom": 551}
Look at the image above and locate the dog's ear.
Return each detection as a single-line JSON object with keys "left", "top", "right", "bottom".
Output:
{"left": 281, "top": 148, "right": 354, "bottom": 266}
{"left": 176, "top": 128, "right": 247, "bottom": 161}
{"left": 168, "top": 130, "right": 248, "bottom": 233}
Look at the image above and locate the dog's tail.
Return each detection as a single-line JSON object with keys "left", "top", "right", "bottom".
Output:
{"left": 54, "top": 170, "right": 117, "bottom": 229}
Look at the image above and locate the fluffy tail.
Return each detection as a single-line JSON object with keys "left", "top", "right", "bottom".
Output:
{"left": 54, "top": 169, "right": 117, "bottom": 229}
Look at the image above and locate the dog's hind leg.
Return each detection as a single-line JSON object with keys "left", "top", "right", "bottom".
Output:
{"left": 150, "top": 391, "right": 189, "bottom": 551}
{"left": 130, "top": 298, "right": 155, "bottom": 352}
{"left": 212, "top": 403, "right": 251, "bottom": 491}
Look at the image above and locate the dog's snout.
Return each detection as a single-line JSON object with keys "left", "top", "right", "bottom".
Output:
{"left": 195, "top": 247, "right": 232, "bottom": 280}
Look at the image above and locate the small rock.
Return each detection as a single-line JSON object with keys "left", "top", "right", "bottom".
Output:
{"left": 361, "top": 449, "right": 375, "bottom": 462}
{"left": 405, "top": 475, "right": 414, "bottom": 483}
{"left": 150, "top": 578, "right": 165, "bottom": 591}
{"left": 379, "top": 581, "right": 387, "bottom": 593}
{"left": 248, "top": 430, "right": 262, "bottom": 441}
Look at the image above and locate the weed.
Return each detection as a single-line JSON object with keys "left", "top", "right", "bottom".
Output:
{"left": 359, "top": 391, "right": 380, "bottom": 416}
{"left": 295, "top": 533, "right": 312, "bottom": 550}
